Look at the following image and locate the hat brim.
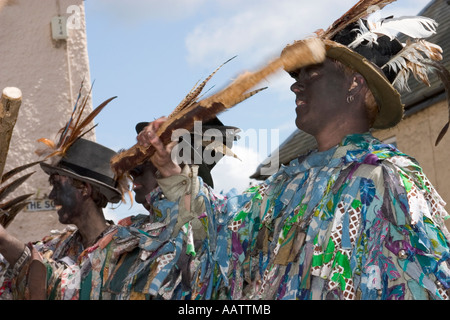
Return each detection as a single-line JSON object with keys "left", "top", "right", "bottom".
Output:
{"left": 324, "top": 40, "right": 404, "bottom": 129}
{"left": 40, "top": 162, "right": 122, "bottom": 203}
{"left": 135, "top": 122, "right": 240, "bottom": 136}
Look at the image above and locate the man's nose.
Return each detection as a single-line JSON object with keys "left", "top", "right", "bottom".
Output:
{"left": 290, "top": 81, "right": 305, "bottom": 93}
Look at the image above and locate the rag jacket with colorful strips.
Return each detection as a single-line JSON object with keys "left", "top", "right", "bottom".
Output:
{"left": 209, "top": 133, "right": 450, "bottom": 300}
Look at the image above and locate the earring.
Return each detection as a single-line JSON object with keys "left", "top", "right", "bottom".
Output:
{"left": 347, "top": 95, "right": 354, "bottom": 103}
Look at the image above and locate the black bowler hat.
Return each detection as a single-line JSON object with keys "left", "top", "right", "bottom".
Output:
{"left": 135, "top": 117, "right": 239, "bottom": 188}
{"left": 40, "top": 138, "right": 122, "bottom": 203}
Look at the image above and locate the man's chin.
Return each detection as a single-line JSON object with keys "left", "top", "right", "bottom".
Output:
{"left": 58, "top": 217, "right": 69, "bottom": 225}
{"left": 134, "top": 193, "right": 146, "bottom": 206}
{"left": 57, "top": 211, "right": 70, "bottom": 225}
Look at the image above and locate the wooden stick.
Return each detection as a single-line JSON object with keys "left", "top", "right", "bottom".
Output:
{"left": 0, "top": 87, "right": 22, "bottom": 177}
{"left": 0, "top": 0, "right": 8, "bottom": 12}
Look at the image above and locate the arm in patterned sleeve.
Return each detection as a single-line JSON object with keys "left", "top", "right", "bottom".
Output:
{"left": 157, "top": 164, "right": 207, "bottom": 240}
{"left": 0, "top": 224, "right": 46, "bottom": 300}
{"left": 106, "top": 164, "right": 232, "bottom": 299}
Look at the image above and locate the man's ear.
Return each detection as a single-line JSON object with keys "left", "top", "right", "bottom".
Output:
{"left": 82, "top": 183, "right": 93, "bottom": 197}
{"left": 348, "top": 74, "right": 366, "bottom": 97}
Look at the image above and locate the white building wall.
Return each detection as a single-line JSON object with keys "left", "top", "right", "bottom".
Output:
{"left": 0, "top": 0, "right": 92, "bottom": 242}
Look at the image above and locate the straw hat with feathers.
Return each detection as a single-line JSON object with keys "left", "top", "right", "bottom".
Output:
{"left": 282, "top": 0, "right": 449, "bottom": 145}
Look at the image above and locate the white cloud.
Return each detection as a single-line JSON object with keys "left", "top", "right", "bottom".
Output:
{"left": 210, "top": 124, "right": 285, "bottom": 193}
{"left": 103, "top": 193, "right": 147, "bottom": 223}
{"left": 91, "top": 0, "right": 208, "bottom": 23}
{"left": 210, "top": 144, "right": 261, "bottom": 194}
{"left": 189, "top": 0, "right": 431, "bottom": 66}
{"left": 184, "top": 0, "right": 432, "bottom": 100}
{"left": 185, "top": 0, "right": 356, "bottom": 67}
{"left": 103, "top": 205, "right": 122, "bottom": 223}
{"left": 264, "top": 70, "right": 296, "bottom": 101}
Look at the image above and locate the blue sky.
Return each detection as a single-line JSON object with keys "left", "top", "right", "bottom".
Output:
{"left": 83, "top": 0, "right": 432, "bottom": 220}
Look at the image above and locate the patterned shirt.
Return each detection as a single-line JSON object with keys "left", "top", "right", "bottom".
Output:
{"left": 0, "top": 223, "right": 124, "bottom": 300}
{"left": 209, "top": 133, "right": 450, "bottom": 300}
{"left": 102, "top": 168, "right": 220, "bottom": 300}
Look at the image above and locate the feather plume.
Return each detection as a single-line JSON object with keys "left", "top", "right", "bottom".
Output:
{"left": 59, "top": 78, "right": 87, "bottom": 147}
{"left": 421, "top": 59, "right": 450, "bottom": 146}
{"left": 373, "top": 16, "right": 437, "bottom": 39}
{"left": 385, "top": 39, "right": 443, "bottom": 91}
{"left": 0, "top": 161, "right": 39, "bottom": 227}
{"left": 0, "top": 201, "right": 33, "bottom": 228}
{"left": 391, "top": 62, "right": 431, "bottom": 92}
{"left": 348, "top": 19, "right": 378, "bottom": 48}
{"left": 0, "top": 172, "right": 34, "bottom": 203}
{"left": 169, "top": 56, "right": 236, "bottom": 118}
{"left": 384, "top": 39, "right": 443, "bottom": 73}
{"left": 391, "top": 67, "right": 411, "bottom": 91}
{"left": 317, "top": 0, "right": 448, "bottom": 147}
{"left": 35, "top": 81, "right": 117, "bottom": 161}
{"left": 1, "top": 160, "right": 41, "bottom": 184}
{"left": 349, "top": 16, "right": 438, "bottom": 48}
{"left": 0, "top": 193, "right": 33, "bottom": 211}
{"left": 110, "top": 38, "right": 326, "bottom": 179}
{"left": 321, "top": 0, "right": 396, "bottom": 40}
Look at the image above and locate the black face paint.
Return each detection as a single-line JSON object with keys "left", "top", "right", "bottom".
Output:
{"left": 130, "top": 161, "right": 158, "bottom": 206}
{"left": 49, "top": 174, "right": 84, "bottom": 225}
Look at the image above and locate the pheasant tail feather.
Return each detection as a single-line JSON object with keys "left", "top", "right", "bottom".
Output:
{"left": 0, "top": 172, "right": 34, "bottom": 202}
{"left": 170, "top": 56, "right": 237, "bottom": 118}
{"left": 1, "top": 161, "right": 41, "bottom": 184}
